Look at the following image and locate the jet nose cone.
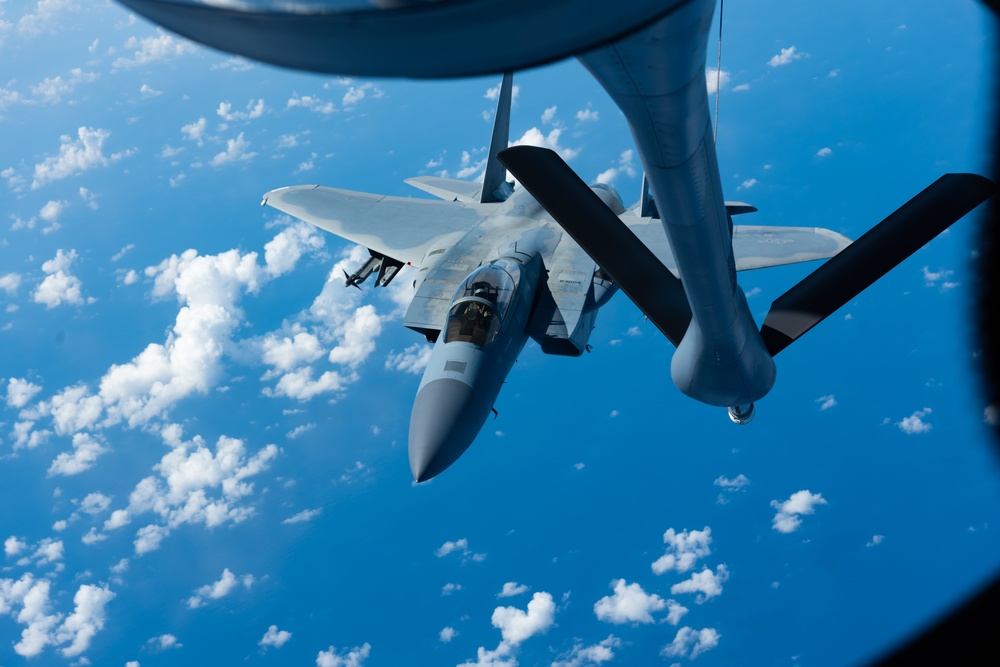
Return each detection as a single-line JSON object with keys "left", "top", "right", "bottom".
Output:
{"left": 409, "top": 378, "right": 483, "bottom": 482}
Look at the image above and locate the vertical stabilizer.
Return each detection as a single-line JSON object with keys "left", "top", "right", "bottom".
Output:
{"left": 640, "top": 174, "right": 659, "bottom": 218}
{"left": 480, "top": 72, "right": 514, "bottom": 203}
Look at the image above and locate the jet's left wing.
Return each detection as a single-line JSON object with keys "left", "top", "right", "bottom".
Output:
{"left": 262, "top": 185, "right": 485, "bottom": 266}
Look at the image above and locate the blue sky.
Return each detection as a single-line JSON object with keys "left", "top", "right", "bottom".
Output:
{"left": 0, "top": 0, "right": 998, "bottom": 665}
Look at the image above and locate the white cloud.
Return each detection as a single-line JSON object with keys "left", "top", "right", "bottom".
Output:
{"left": 484, "top": 83, "right": 519, "bottom": 104}
{"left": 107, "top": 431, "right": 278, "bottom": 555}
{"left": 5, "top": 535, "right": 28, "bottom": 556}
{"left": 541, "top": 105, "right": 557, "bottom": 123}
{"left": 441, "top": 582, "right": 462, "bottom": 596}
{"left": 287, "top": 94, "right": 336, "bottom": 115}
{"left": 7, "top": 378, "right": 42, "bottom": 408}
{"left": 771, "top": 490, "right": 828, "bottom": 533}
{"left": 670, "top": 565, "right": 729, "bottom": 602}
{"left": 385, "top": 343, "right": 432, "bottom": 374}
{"left": 661, "top": 626, "right": 721, "bottom": 659}
{"left": 287, "top": 423, "right": 316, "bottom": 439}
{"left": 492, "top": 591, "right": 555, "bottom": 645}
{"left": 113, "top": 29, "right": 196, "bottom": 69}
{"left": 0, "top": 574, "right": 115, "bottom": 659}
{"left": 342, "top": 82, "right": 383, "bottom": 109}
{"left": 18, "top": 0, "right": 76, "bottom": 37}
{"left": 897, "top": 408, "right": 932, "bottom": 434}
{"left": 282, "top": 508, "right": 322, "bottom": 525}
{"left": 768, "top": 45, "right": 803, "bottom": 67}
{"left": 867, "top": 534, "right": 885, "bottom": 548}
{"left": 217, "top": 99, "right": 266, "bottom": 123}
{"left": 705, "top": 69, "right": 732, "bottom": 95}
{"left": 651, "top": 527, "right": 712, "bottom": 575}
{"left": 440, "top": 626, "right": 458, "bottom": 643}
{"left": 0, "top": 272, "right": 22, "bottom": 295}
{"left": 816, "top": 394, "right": 837, "bottom": 410}
{"left": 264, "top": 222, "right": 325, "bottom": 277}
{"left": 146, "top": 634, "right": 181, "bottom": 651}
{"left": 594, "top": 579, "right": 665, "bottom": 625}
{"left": 53, "top": 584, "right": 114, "bottom": 657}
{"left": 816, "top": 147, "right": 832, "bottom": 158}
{"left": 435, "top": 537, "right": 485, "bottom": 563}
{"left": 47, "top": 432, "right": 108, "bottom": 476}
{"left": 187, "top": 568, "right": 253, "bottom": 609}
{"left": 713, "top": 475, "right": 749, "bottom": 492}
{"left": 498, "top": 582, "right": 529, "bottom": 598}
{"left": 210, "top": 132, "right": 256, "bottom": 167}
{"left": 922, "top": 266, "right": 958, "bottom": 289}
{"left": 34, "top": 249, "right": 85, "bottom": 308}
{"left": 259, "top": 625, "right": 291, "bottom": 649}
{"left": 261, "top": 332, "right": 325, "bottom": 374}
{"left": 551, "top": 635, "right": 621, "bottom": 667}
{"left": 31, "top": 68, "right": 96, "bottom": 104}
{"left": 32, "top": 127, "right": 134, "bottom": 189}
{"left": 316, "top": 642, "right": 371, "bottom": 667}
{"left": 181, "top": 118, "right": 207, "bottom": 146}
{"left": 511, "top": 126, "right": 579, "bottom": 161}
{"left": 575, "top": 106, "right": 598, "bottom": 123}
{"left": 594, "top": 149, "right": 637, "bottom": 185}
{"left": 737, "top": 178, "right": 757, "bottom": 191}
{"left": 665, "top": 599, "right": 689, "bottom": 626}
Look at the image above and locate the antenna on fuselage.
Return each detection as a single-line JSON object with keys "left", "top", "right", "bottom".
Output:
{"left": 481, "top": 71, "right": 514, "bottom": 203}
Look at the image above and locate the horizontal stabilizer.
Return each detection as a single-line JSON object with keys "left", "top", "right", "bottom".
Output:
{"left": 761, "top": 173, "right": 996, "bottom": 356}
{"left": 405, "top": 176, "right": 484, "bottom": 204}
{"left": 498, "top": 146, "right": 691, "bottom": 346}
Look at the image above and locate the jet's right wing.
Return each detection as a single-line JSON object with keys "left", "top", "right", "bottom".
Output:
{"left": 262, "top": 185, "right": 486, "bottom": 266}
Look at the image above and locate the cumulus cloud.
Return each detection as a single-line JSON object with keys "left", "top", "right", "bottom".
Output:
{"left": 922, "top": 266, "right": 959, "bottom": 290}
{"left": 104, "top": 430, "right": 278, "bottom": 555}
{"left": 217, "top": 99, "right": 266, "bottom": 123}
{"left": 493, "top": 591, "right": 555, "bottom": 645}
{"left": 705, "top": 69, "right": 732, "bottom": 95}
{"left": 316, "top": 642, "right": 371, "bottom": 667}
{"left": 7, "top": 378, "right": 42, "bottom": 408}
{"left": 264, "top": 222, "right": 325, "bottom": 277}
{"left": 17, "top": 0, "right": 77, "bottom": 37}
{"left": 498, "top": 582, "right": 529, "bottom": 598}
{"left": 31, "top": 68, "right": 96, "bottom": 105}
{"left": 32, "top": 127, "right": 135, "bottom": 189}
{"left": 768, "top": 45, "right": 803, "bottom": 67}
{"left": 551, "top": 635, "right": 621, "bottom": 667}
{"left": 594, "top": 579, "right": 665, "bottom": 625}
{"left": 440, "top": 626, "right": 458, "bottom": 643}
{"left": 47, "top": 432, "right": 108, "bottom": 476}
{"left": 511, "top": 126, "right": 579, "bottom": 161}
{"left": 210, "top": 132, "right": 256, "bottom": 166}
{"left": 770, "top": 490, "right": 827, "bottom": 533}
{"left": 816, "top": 147, "right": 832, "bottom": 158}
{"left": 181, "top": 118, "right": 207, "bottom": 146}
{"left": 0, "top": 574, "right": 114, "bottom": 659}
{"left": 187, "top": 568, "right": 254, "bottom": 609}
{"left": 897, "top": 408, "right": 932, "bottom": 434}
{"left": 33, "top": 249, "right": 86, "bottom": 308}
{"left": 286, "top": 94, "right": 336, "bottom": 115}
{"left": 575, "top": 106, "right": 598, "bottom": 123}
{"left": 594, "top": 149, "right": 637, "bottom": 185}
{"left": 435, "top": 537, "right": 485, "bottom": 563}
{"left": 385, "top": 343, "right": 432, "bottom": 374}
{"left": 651, "top": 527, "right": 712, "bottom": 575}
{"left": 0, "top": 272, "right": 22, "bottom": 295}
{"left": 661, "top": 626, "right": 721, "bottom": 659}
{"left": 113, "top": 29, "right": 196, "bottom": 69}
{"left": 670, "top": 565, "right": 729, "bottom": 602}
{"left": 259, "top": 625, "right": 291, "bottom": 649}
{"left": 714, "top": 475, "right": 749, "bottom": 492}
{"left": 867, "top": 535, "right": 885, "bottom": 548}
{"left": 342, "top": 82, "right": 383, "bottom": 109}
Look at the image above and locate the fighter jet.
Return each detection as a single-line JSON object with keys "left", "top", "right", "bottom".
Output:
{"left": 117, "top": 0, "right": 995, "bottom": 481}
{"left": 262, "top": 73, "right": 854, "bottom": 481}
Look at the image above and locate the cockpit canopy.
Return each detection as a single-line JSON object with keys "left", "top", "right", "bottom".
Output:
{"left": 443, "top": 259, "right": 521, "bottom": 346}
